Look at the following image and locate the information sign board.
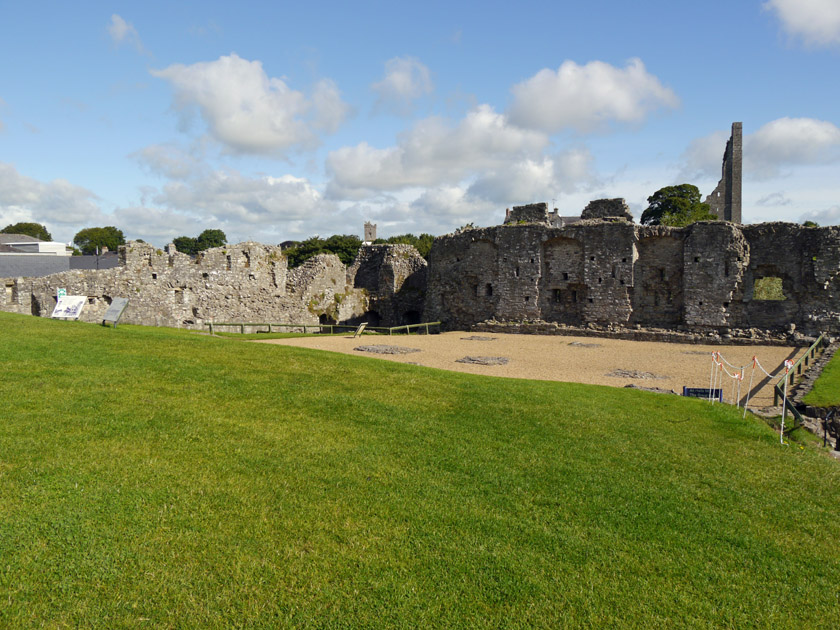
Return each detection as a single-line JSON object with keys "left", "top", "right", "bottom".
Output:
{"left": 102, "top": 298, "right": 129, "bottom": 327}
{"left": 682, "top": 387, "right": 723, "bottom": 402}
{"left": 51, "top": 296, "right": 86, "bottom": 320}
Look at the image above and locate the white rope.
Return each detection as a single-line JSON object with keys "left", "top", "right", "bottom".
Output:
{"left": 716, "top": 352, "right": 751, "bottom": 372}
{"left": 743, "top": 357, "right": 756, "bottom": 418}
{"left": 780, "top": 359, "right": 794, "bottom": 445}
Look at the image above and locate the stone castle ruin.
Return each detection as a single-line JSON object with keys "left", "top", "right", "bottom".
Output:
{"left": 2, "top": 118, "right": 839, "bottom": 339}
{"left": 0, "top": 241, "right": 427, "bottom": 330}
{"left": 705, "top": 122, "right": 743, "bottom": 223}
{"left": 425, "top": 201, "right": 840, "bottom": 337}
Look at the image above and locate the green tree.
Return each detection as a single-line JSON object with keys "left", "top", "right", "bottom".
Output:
{"left": 1, "top": 222, "right": 53, "bottom": 241}
{"left": 196, "top": 229, "right": 227, "bottom": 251}
{"left": 803, "top": 220, "right": 819, "bottom": 228}
{"left": 72, "top": 226, "right": 125, "bottom": 255}
{"left": 374, "top": 233, "right": 435, "bottom": 259}
{"left": 284, "top": 234, "right": 362, "bottom": 268}
{"left": 640, "top": 184, "right": 717, "bottom": 227}
{"left": 173, "top": 236, "right": 198, "bottom": 255}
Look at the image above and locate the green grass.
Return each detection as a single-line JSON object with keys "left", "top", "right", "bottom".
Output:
{"left": 2, "top": 312, "right": 840, "bottom": 628}
{"left": 803, "top": 347, "right": 840, "bottom": 407}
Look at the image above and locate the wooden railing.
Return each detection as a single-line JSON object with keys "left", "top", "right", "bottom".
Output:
{"left": 204, "top": 321, "right": 441, "bottom": 336}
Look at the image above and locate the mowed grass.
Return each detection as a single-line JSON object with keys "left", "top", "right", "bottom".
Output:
{"left": 803, "top": 348, "right": 840, "bottom": 407}
{"left": 1, "top": 313, "right": 840, "bottom": 628}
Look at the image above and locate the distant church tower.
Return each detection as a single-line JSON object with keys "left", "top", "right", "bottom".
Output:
{"left": 363, "top": 221, "right": 377, "bottom": 245}
{"left": 705, "top": 122, "right": 742, "bottom": 223}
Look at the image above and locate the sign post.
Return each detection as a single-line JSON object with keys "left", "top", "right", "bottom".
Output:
{"left": 51, "top": 296, "right": 86, "bottom": 320}
{"left": 102, "top": 298, "right": 129, "bottom": 328}
{"left": 682, "top": 387, "right": 723, "bottom": 402}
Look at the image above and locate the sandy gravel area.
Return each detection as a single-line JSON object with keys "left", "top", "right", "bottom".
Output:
{"left": 255, "top": 332, "right": 805, "bottom": 407}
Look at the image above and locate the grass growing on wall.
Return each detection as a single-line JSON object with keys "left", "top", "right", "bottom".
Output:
{"left": 1, "top": 312, "right": 840, "bottom": 628}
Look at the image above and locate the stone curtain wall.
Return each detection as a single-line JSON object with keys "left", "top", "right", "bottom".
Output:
{"left": 0, "top": 241, "right": 428, "bottom": 329}
{"left": 424, "top": 219, "right": 840, "bottom": 335}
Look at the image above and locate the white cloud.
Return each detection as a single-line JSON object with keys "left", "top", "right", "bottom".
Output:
{"left": 764, "top": 0, "right": 840, "bottom": 47}
{"left": 326, "top": 105, "right": 547, "bottom": 197}
{"left": 508, "top": 58, "right": 679, "bottom": 133}
{"left": 679, "top": 130, "right": 731, "bottom": 180}
{"left": 756, "top": 192, "right": 792, "bottom": 206}
{"left": 372, "top": 57, "right": 434, "bottom": 114}
{"left": 799, "top": 205, "right": 840, "bottom": 225}
{"left": 151, "top": 168, "right": 334, "bottom": 227}
{"left": 132, "top": 143, "right": 203, "bottom": 180}
{"left": 468, "top": 149, "right": 597, "bottom": 204}
{"left": 748, "top": 117, "right": 840, "bottom": 176}
{"left": 680, "top": 118, "right": 840, "bottom": 181}
{"left": 151, "top": 54, "right": 349, "bottom": 155}
{"left": 0, "top": 163, "right": 103, "bottom": 236}
{"left": 410, "top": 185, "right": 495, "bottom": 220}
{"left": 107, "top": 14, "right": 147, "bottom": 54}
{"left": 310, "top": 79, "right": 352, "bottom": 133}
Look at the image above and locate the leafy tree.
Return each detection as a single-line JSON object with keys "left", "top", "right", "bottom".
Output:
{"left": 173, "top": 236, "right": 198, "bottom": 255}
{"left": 72, "top": 226, "right": 125, "bottom": 255}
{"left": 1, "top": 222, "right": 53, "bottom": 241}
{"left": 374, "top": 233, "right": 435, "bottom": 259}
{"left": 284, "top": 235, "right": 362, "bottom": 268}
{"left": 173, "top": 229, "right": 227, "bottom": 255}
{"left": 640, "top": 184, "right": 717, "bottom": 227}
{"left": 803, "top": 220, "right": 819, "bottom": 228}
{"left": 196, "top": 229, "right": 227, "bottom": 250}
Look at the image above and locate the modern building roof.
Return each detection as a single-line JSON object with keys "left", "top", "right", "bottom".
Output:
{"left": 0, "top": 234, "right": 43, "bottom": 244}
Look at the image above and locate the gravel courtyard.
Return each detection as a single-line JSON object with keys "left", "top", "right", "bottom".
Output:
{"left": 256, "top": 331, "right": 805, "bottom": 408}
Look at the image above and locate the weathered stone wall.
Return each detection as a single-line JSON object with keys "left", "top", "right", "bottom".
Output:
{"left": 424, "top": 218, "right": 840, "bottom": 335}
{"left": 347, "top": 244, "right": 428, "bottom": 326}
{"left": 706, "top": 122, "right": 743, "bottom": 223}
{"left": 1, "top": 241, "right": 426, "bottom": 329}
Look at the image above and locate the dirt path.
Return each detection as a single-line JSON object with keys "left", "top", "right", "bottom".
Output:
{"left": 255, "top": 332, "right": 804, "bottom": 407}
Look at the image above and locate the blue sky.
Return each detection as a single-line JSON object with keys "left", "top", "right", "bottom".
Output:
{"left": 1, "top": 0, "right": 839, "bottom": 246}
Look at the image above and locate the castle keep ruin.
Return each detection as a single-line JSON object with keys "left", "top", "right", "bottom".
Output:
{"left": 424, "top": 202, "right": 840, "bottom": 336}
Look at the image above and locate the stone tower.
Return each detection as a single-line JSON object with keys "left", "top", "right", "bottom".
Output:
{"left": 705, "top": 122, "right": 742, "bottom": 223}
{"left": 364, "top": 221, "right": 377, "bottom": 244}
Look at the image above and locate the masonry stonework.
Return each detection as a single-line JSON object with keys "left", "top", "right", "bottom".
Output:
{"left": 0, "top": 241, "right": 428, "bottom": 330}
{"left": 424, "top": 205, "right": 840, "bottom": 336}
{"left": 706, "top": 122, "right": 743, "bottom": 223}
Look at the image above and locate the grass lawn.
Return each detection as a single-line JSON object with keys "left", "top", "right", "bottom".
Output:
{"left": 2, "top": 312, "right": 840, "bottom": 628}
{"left": 803, "top": 346, "right": 840, "bottom": 408}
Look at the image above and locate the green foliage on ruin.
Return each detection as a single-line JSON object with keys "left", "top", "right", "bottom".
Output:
{"left": 1, "top": 311, "right": 840, "bottom": 626}
{"left": 373, "top": 233, "right": 435, "bottom": 259}
{"left": 641, "top": 184, "right": 718, "bottom": 227}
{"left": 1, "top": 221, "right": 53, "bottom": 241}
{"left": 753, "top": 276, "right": 785, "bottom": 301}
{"left": 173, "top": 229, "right": 227, "bottom": 256}
{"left": 284, "top": 234, "right": 362, "bottom": 268}
{"left": 72, "top": 225, "right": 126, "bottom": 255}
{"left": 803, "top": 220, "right": 820, "bottom": 228}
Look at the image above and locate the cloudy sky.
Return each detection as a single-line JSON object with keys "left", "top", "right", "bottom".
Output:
{"left": 1, "top": 0, "right": 839, "bottom": 246}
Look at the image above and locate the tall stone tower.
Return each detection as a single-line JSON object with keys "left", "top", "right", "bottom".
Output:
{"left": 363, "top": 221, "right": 377, "bottom": 244}
{"left": 705, "top": 122, "right": 742, "bottom": 223}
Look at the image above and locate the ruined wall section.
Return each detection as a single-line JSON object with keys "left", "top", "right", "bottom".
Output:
{"left": 683, "top": 223, "right": 749, "bottom": 328}
{"left": 706, "top": 122, "right": 743, "bottom": 223}
{"left": 347, "top": 244, "right": 428, "bottom": 326}
{"left": 1, "top": 241, "right": 411, "bottom": 328}
{"left": 567, "top": 221, "right": 635, "bottom": 325}
{"left": 425, "top": 219, "right": 840, "bottom": 335}
{"left": 631, "top": 227, "right": 685, "bottom": 326}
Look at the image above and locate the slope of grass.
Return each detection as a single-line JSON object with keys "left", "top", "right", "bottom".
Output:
{"left": 803, "top": 347, "right": 840, "bottom": 407}
{"left": 1, "top": 312, "right": 840, "bottom": 628}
